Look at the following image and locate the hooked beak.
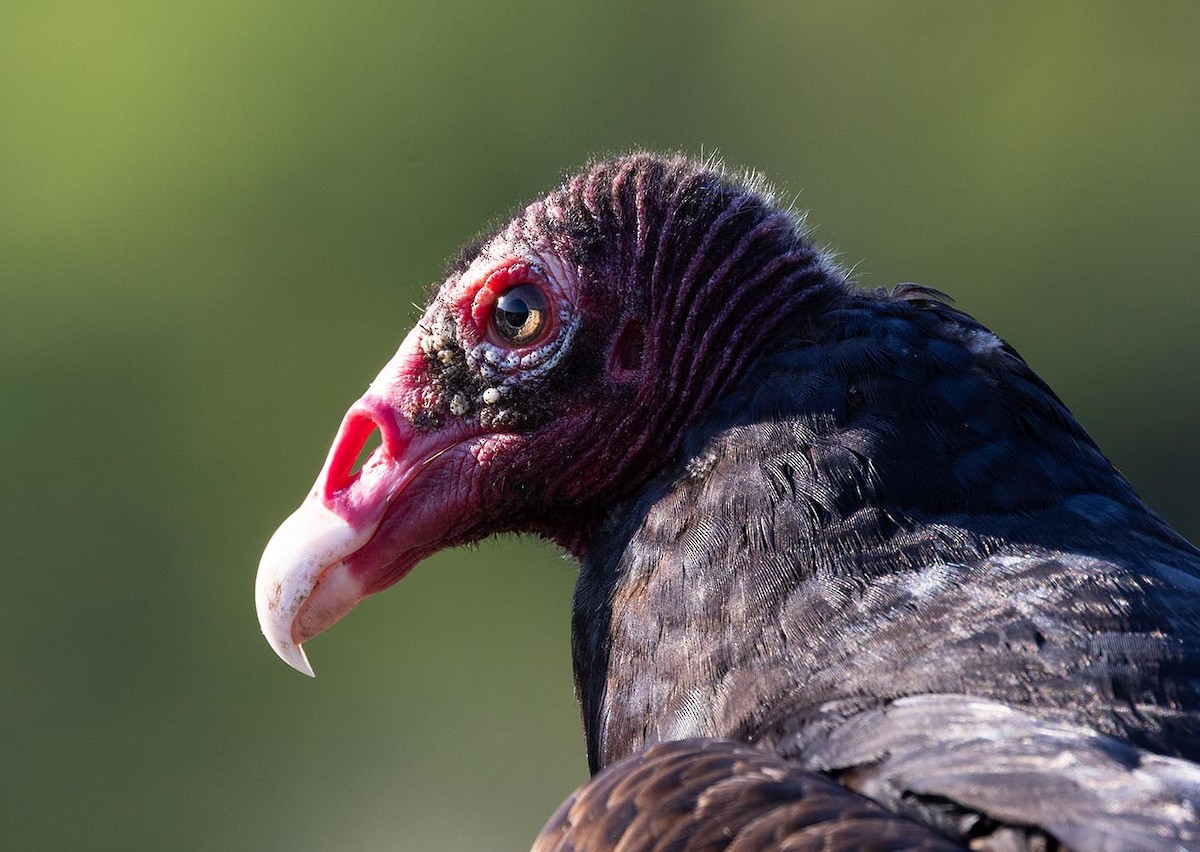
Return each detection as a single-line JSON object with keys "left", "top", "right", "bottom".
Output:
{"left": 255, "top": 329, "right": 481, "bottom": 676}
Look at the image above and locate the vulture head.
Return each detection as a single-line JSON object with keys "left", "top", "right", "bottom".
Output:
{"left": 257, "top": 154, "right": 840, "bottom": 675}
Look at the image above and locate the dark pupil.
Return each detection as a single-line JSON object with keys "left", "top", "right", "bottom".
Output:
{"left": 492, "top": 283, "right": 547, "bottom": 344}
{"left": 496, "top": 296, "right": 530, "bottom": 331}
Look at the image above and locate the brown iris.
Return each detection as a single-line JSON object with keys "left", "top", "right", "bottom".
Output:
{"left": 490, "top": 283, "right": 548, "bottom": 346}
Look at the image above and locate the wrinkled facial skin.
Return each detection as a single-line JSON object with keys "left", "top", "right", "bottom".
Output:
{"left": 408, "top": 215, "right": 644, "bottom": 516}
{"left": 256, "top": 154, "right": 834, "bottom": 674}
{"left": 254, "top": 199, "right": 645, "bottom": 675}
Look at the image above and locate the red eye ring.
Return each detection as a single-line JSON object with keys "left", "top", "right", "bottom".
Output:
{"left": 470, "top": 263, "right": 554, "bottom": 349}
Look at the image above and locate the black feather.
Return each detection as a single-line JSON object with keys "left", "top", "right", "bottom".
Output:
{"left": 532, "top": 161, "right": 1200, "bottom": 849}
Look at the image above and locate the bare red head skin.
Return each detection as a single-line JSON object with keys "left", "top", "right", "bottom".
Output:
{"left": 256, "top": 154, "right": 840, "bottom": 674}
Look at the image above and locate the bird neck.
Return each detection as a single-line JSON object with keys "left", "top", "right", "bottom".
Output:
{"left": 570, "top": 287, "right": 1178, "bottom": 772}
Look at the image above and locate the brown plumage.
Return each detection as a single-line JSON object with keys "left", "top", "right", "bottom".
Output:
{"left": 534, "top": 739, "right": 963, "bottom": 851}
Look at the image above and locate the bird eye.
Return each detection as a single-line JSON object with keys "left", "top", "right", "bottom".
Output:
{"left": 490, "top": 283, "right": 549, "bottom": 346}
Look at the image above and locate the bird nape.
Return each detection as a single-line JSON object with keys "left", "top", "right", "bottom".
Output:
{"left": 256, "top": 153, "right": 1200, "bottom": 851}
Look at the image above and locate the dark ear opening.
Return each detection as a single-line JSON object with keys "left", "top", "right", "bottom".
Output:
{"left": 611, "top": 319, "right": 644, "bottom": 378}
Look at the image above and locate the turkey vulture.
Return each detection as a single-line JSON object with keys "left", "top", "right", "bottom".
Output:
{"left": 256, "top": 154, "right": 1200, "bottom": 850}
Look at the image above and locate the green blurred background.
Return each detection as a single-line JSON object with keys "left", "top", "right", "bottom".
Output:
{"left": 3, "top": 2, "right": 1198, "bottom": 849}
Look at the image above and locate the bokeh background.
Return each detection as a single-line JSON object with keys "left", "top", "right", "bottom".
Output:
{"left": 4, "top": 2, "right": 1198, "bottom": 849}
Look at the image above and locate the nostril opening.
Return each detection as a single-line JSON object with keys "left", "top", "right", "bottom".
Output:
{"left": 350, "top": 428, "right": 382, "bottom": 478}
{"left": 325, "top": 412, "right": 387, "bottom": 497}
